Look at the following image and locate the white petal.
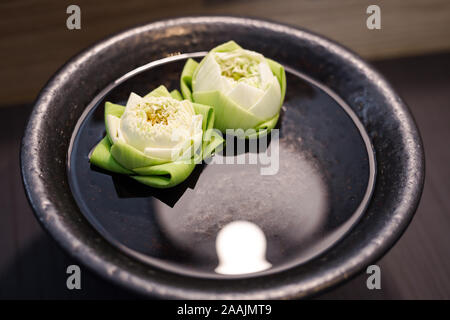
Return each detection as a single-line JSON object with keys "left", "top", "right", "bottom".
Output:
{"left": 226, "top": 82, "right": 264, "bottom": 110}
{"left": 119, "top": 95, "right": 203, "bottom": 160}
{"left": 170, "top": 127, "right": 190, "bottom": 144}
{"left": 116, "top": 127, "right": 125, "bottom": 143}
{"left": 193, "top": 131, "right": 203, "bottom": 152}
{"left": 259, "top": 62, "right": 275, "bottom": 88}
{"left": 144, "top": 146, "right": 179, "bottom": 161}
{"left": 191, "top": 114, "right": 203, "bottom": 134}
{"left": 248, "top": 78, "right": 282, "bottom": 120}
{"left": 173, "top": 138, "right": 193, "bottom": 161}
{"left": 178, "top": 132, "right": 203, "bottom": 162}
{"left": 106, "top": 115, "right": 121, "bottom": 144}
{"left": 125, "top": 92, "right": 142, "bottom": 110}
{"left": 193, "top": 54, "right": 232, "bottom": 94}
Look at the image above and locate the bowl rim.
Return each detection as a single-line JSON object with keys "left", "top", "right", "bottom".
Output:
{"left": 21, "top": 15, "right": 425, "bottom": 299}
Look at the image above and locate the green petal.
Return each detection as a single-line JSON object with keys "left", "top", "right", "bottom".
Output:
{"left": 131, "top": 161, "right": 196, "bottom": 189}
{"left": 210, "top": 40, "right": 243, "bottom": 53}
{"left": 170, "top": 89, "right": 183, "bottom": 101}
{"left": 193, "top": 90, "right": 262, "bottom": 132}
{"left": 89, "top": 137, "right": 133, "bottom": 174}
{"left": 203, "top": 128, "right": 225, "bottom": 158}
{"left": 110, "top": 140, "right": 168, "bottom": 170}
{"left": 251, "top": 113, "right": 280, "bottom": 139}
{"left": 192, "top": 102, "right": 224, "bottom": 158}
{"left": 144, "top": 85, "right": 172, "bottom": 98}
{"left": 180, "top": 58, "right": 198, "bottom": 102}
{"left": 266, "top": 58, "right": 287, "bottom": 103}
{"left": 193, "top": 103, "right": 214, "bottom": 132}
{"left": 105, "top": 101, "right": 125, "bottom": 118}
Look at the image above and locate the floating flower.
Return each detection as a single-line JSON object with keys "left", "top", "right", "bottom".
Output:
{"left": 180, "top": 41, "right": 286, "bottom": 137}
{"left": 89, "top": 85, "right": 223, "bottom": 188}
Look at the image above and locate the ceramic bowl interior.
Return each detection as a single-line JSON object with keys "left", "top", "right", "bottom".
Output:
{"left": 68, "top": 52, "right": 375, "bottom": 279}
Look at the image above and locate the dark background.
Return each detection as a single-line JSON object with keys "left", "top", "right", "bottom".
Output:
{"left": 1, "top": 0, "right": 449, "bottom": 299}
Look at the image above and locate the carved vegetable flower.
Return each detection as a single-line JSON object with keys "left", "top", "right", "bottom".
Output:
{"left": 89, "top": 85, "right": 223, "bottom": 188}
{"left": 181, "top": 41, "right": 286, "bottom": 137}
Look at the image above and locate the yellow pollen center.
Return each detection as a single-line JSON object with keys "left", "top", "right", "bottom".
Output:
{"left": 146, "top": 109, "right": 169, "bottom": 125}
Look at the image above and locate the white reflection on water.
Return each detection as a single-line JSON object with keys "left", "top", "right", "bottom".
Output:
{"left": 154, "top": 144, "right": 329, "bottom": 274}
{"left": 215, "top": 221, "right": 271, "bottom": 275}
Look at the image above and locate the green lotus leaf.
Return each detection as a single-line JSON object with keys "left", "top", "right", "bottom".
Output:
{"left": 266, "top": 58, "right": 287, "bottom": 103}
{"left": 89, "top": 137, "right": 133, "bottom": 174}
{"left": 180, "top": 41, "right": 286, "bottom": 138}
{"left": 247, "top": 113, "right": 280, "bottom": 139}
{"left": 170, "top": 89, "right": 183, "bottom": 101}
{"left": 110, "top": 140, "right": 169, "bottom": 170}
{"left": 180, "top": 58, "right": 198, "bottom": 102}
{"left": 131, "top": 161, "right": 196, "bottom": 189}
{"left": 89, "top": 85, "right": 224, "bottom": 188}
{"left": 203, "top": 128, "right": 225, "bottom": 158}
{"left": 211, "top": 40, "right": 242, "bottom": 52}
{"left": 192, "top": 102, "right": 224, "bottom": 158}
{"left": 144, "top": 84, "right": 172, "bottom": 98}
{"left": 193, "top": 90, "right": 262, "bottom": 132}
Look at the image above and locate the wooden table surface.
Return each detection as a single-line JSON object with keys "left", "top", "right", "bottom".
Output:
{"left": 2, "top": 0, "right": 450, "bottom": 106}
{"left": 0, "top": 52, "right": 449, "bottom": 300}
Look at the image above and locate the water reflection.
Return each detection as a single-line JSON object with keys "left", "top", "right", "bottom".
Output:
{"left": 215, "top": 221, "right": 271, "bottom": 275}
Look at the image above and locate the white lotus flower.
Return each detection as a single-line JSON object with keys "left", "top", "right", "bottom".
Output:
{"left": 180, "top": 41, "right": 286, "bottom": 137}
{"left": 89, "top": 85, "right": 224, "bottom": 189}
{"left": 106, "top": 93, "right": 203, "bottom": 162}
{"left": 193, "top": 49, "right": 281, "bottom": 121}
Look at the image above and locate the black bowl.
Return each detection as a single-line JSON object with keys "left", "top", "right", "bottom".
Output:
{"left": 21, "top": 16, "right": 424, "bottom": 299}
